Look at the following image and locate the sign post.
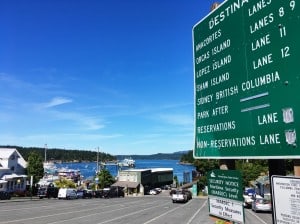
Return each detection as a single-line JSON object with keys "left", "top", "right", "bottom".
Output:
{"left": 193, "top": 0, "right": 300, "bottom": 159}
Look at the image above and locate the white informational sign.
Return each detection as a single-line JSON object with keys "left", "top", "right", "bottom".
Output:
{"left": 272, "top": 176, "right": 300, "bottom": 224}
{"left": 209, "top": 196, "right": 244, "bottom": 224}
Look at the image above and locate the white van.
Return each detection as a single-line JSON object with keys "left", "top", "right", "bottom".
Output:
{"left": 58, "top": 188, "right": 77, "bottom": 199}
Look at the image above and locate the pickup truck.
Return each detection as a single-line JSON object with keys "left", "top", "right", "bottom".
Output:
{"left": 172, "top": 190, "right": 188, "bottom": 203}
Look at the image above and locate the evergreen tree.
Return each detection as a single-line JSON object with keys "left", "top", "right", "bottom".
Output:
{"left": 96, "top": 169, "right": 115, "bottom": 189}
{"left": 27, "top": 151, "right": 44, "bottom": 184}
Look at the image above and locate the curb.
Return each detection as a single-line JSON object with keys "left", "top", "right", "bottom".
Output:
{"left": 0, "top": 197, "right": 40, "bottom": 203}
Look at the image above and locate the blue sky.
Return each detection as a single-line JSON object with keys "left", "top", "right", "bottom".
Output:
{"left": 0, "top": 0, "right": 218, "bottom": 155}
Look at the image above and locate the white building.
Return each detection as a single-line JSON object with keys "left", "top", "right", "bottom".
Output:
{"left": 112, "top": 168, "right": 173, "bottom": 195}
{"left": 0, "top": 148, "right": 27, "bottom": 193}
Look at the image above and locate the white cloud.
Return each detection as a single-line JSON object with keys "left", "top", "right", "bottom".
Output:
{"left": 156, "top": 113, "right": 193, "bottom": 126}
{"left": 43, "top": 97, "right": 73, "bottom": 108}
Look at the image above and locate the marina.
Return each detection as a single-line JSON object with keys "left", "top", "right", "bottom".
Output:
{"left": 42, "top": 159, "right": 195, "bottom": 183}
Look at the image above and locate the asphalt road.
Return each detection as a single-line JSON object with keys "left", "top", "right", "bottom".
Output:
{"left": 0, "top": 194, "right": 272, "bottom": 224}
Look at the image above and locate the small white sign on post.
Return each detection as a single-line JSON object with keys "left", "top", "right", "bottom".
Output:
{"left": 272, "top": 175, "right": 300, "bottom": 224}
{"left": 209, "top": 196, "right": 244, "bottom": 224}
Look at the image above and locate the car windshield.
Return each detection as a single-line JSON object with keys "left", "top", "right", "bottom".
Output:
{"left": 257, "top": 199, "right": 270, "bottom": 204}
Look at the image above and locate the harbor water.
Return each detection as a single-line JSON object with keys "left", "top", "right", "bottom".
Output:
{"left": 54, "top": 159, "right": 195, "bottom": 183}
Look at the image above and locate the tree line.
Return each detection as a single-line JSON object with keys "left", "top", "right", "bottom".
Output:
{"left": 180, "top": 150, "right": 294, "bottom": 189}
{"left": 1, "top": 145, "right": 116, "bottom": 162}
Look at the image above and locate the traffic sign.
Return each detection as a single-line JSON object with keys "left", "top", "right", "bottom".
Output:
{"left": 209, "top": 197, "right": 244, "bottom": 224}
{"left": 207, "top": 169, "right": 244, "bottom": 223}
{"left": 207, "top": 169, "right": 243, "bottom": 201}
{"left": 271, "top": 175, "right": 300, "bottom": 224}
{"left": 193, "top": 0, "right": 300, "bottom": 159}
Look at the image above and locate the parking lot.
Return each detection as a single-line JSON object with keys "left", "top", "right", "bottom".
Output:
{"left": 0, "top": 194, "right": 272, "bottom": 224}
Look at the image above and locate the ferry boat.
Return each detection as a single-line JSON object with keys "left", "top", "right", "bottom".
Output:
{"left": 118, "top": 157, "right": 135, "bottom": 167}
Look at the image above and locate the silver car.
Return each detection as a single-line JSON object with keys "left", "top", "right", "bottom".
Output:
{"left": 252, "top": 198, "right": 272, "bottom": 212}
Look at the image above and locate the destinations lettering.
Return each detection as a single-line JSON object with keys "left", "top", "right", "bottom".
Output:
{"left": 208, "top": 0, "right": 249, "bottom": 29}
{"left": 212, "top": 54, "right": 231, "bottom": 70}
{"left": 196, "top": 81, "right": 208, "bottom": 91}
{"left": 211, "top": 39, "right": 231, "bottom": 56}
{"left": 195, "top": 50, "right": 210, "bottom": 64}
{"left": 211, "top": 72, "right": 230, "bottom": 87}
{"left": 197, "top": 94, "right": 213, "bottom": 105}
{"left": 195, "top": 29, "right": 222, "bottom": 52}
{"left": 241, "top": 71, "right": 280, "bottom": 91}
{"left": 215, "top": 85, "right": 238, "bottom": 100}
{"left": 196, "top": 65, "right": 210, "bottom": 78}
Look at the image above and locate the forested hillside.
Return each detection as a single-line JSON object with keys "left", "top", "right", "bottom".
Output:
{"left": 1, "top": 145, "right": 116, "bottom": 162}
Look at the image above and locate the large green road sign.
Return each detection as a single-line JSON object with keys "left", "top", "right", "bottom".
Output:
{"left": 193, "top": 0, "right": 300, "bottom": 159}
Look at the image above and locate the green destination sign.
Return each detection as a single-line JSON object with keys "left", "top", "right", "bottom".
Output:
{"left": 193, "top": 0, "right": 300, "bottom": 159}
{"left": 207, "top": 169, "right": 243, "bottom": 202}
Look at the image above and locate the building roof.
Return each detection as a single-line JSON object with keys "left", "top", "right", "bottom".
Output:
{"left": 123, "top": 169, "right": 150, "bottom": 172}
{"left": 0, "top": 148, "right": 27, "bottom": 168}
{"left": 0, "top": 179, "right": 7, "bottom": 184}
{"left": 2, "top": 174, "right": 27, "bottom": 180}
{"left": 151, "top": 168, "right": 173, "bottom": 172}
{"left": 0, "top": 148, "right": 16, "bottom": 159}
{"left": 121, "top": 168, "right": 173, "bottom": 173}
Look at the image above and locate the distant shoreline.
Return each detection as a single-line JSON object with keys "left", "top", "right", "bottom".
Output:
{"left": 178, "top": 161, "right": 193, "bottom": 166}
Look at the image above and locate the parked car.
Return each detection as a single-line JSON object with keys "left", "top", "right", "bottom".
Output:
{"left": 149, "top": 189, "right": 158, "bottom": 195}
{"left": 94, "top": 190, "right": 104, "bottom": 198}
{"left": 76, "top": 189, "right": 93, "bottom": 199}
{"left": 183, "top": 189, "right": 192, "bottom": 200}
{"left": 172, "top": 190, "right": 188, "bottom": 203}
{"left": 102, "top": 187, "right": 124, "bottom": 198}
{"left": 252, "top": 198, "right": 272, "bottom": 213}
{"left": 169, "top": 189, "right": 177, "bottom": 196}
{"left": 154, "top": 188, "right": 162, "bottom": 193}
{"left": 243, "top": 189, "right": 259, "bottom": 208}
{"left": 37, "top": 184, "right": 59, "bottom": 199}
{"left": 0, "top": 191, "right": 11, "bottom": 200}
{"left": 58, "top": 188, "right": 77, "bottom": 200}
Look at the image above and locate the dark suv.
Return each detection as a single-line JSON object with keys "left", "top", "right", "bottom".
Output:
{"left": 37, "top": 184, "right": 59, "bottom": 199}
{"left": 103, "top": 187, "right": 124, "bottom": 198}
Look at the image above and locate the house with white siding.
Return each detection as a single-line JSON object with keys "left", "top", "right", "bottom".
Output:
{"left": 0, "top": 148, "right": 27, "bottom": 193}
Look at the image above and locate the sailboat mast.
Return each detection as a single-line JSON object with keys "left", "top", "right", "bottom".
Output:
{"left": 44, "top": 144, "right": 47, "bottom": 162}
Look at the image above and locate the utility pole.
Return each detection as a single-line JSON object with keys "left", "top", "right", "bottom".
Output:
{"left": 96, "top": 147, "right": 99, "bottom": 174}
